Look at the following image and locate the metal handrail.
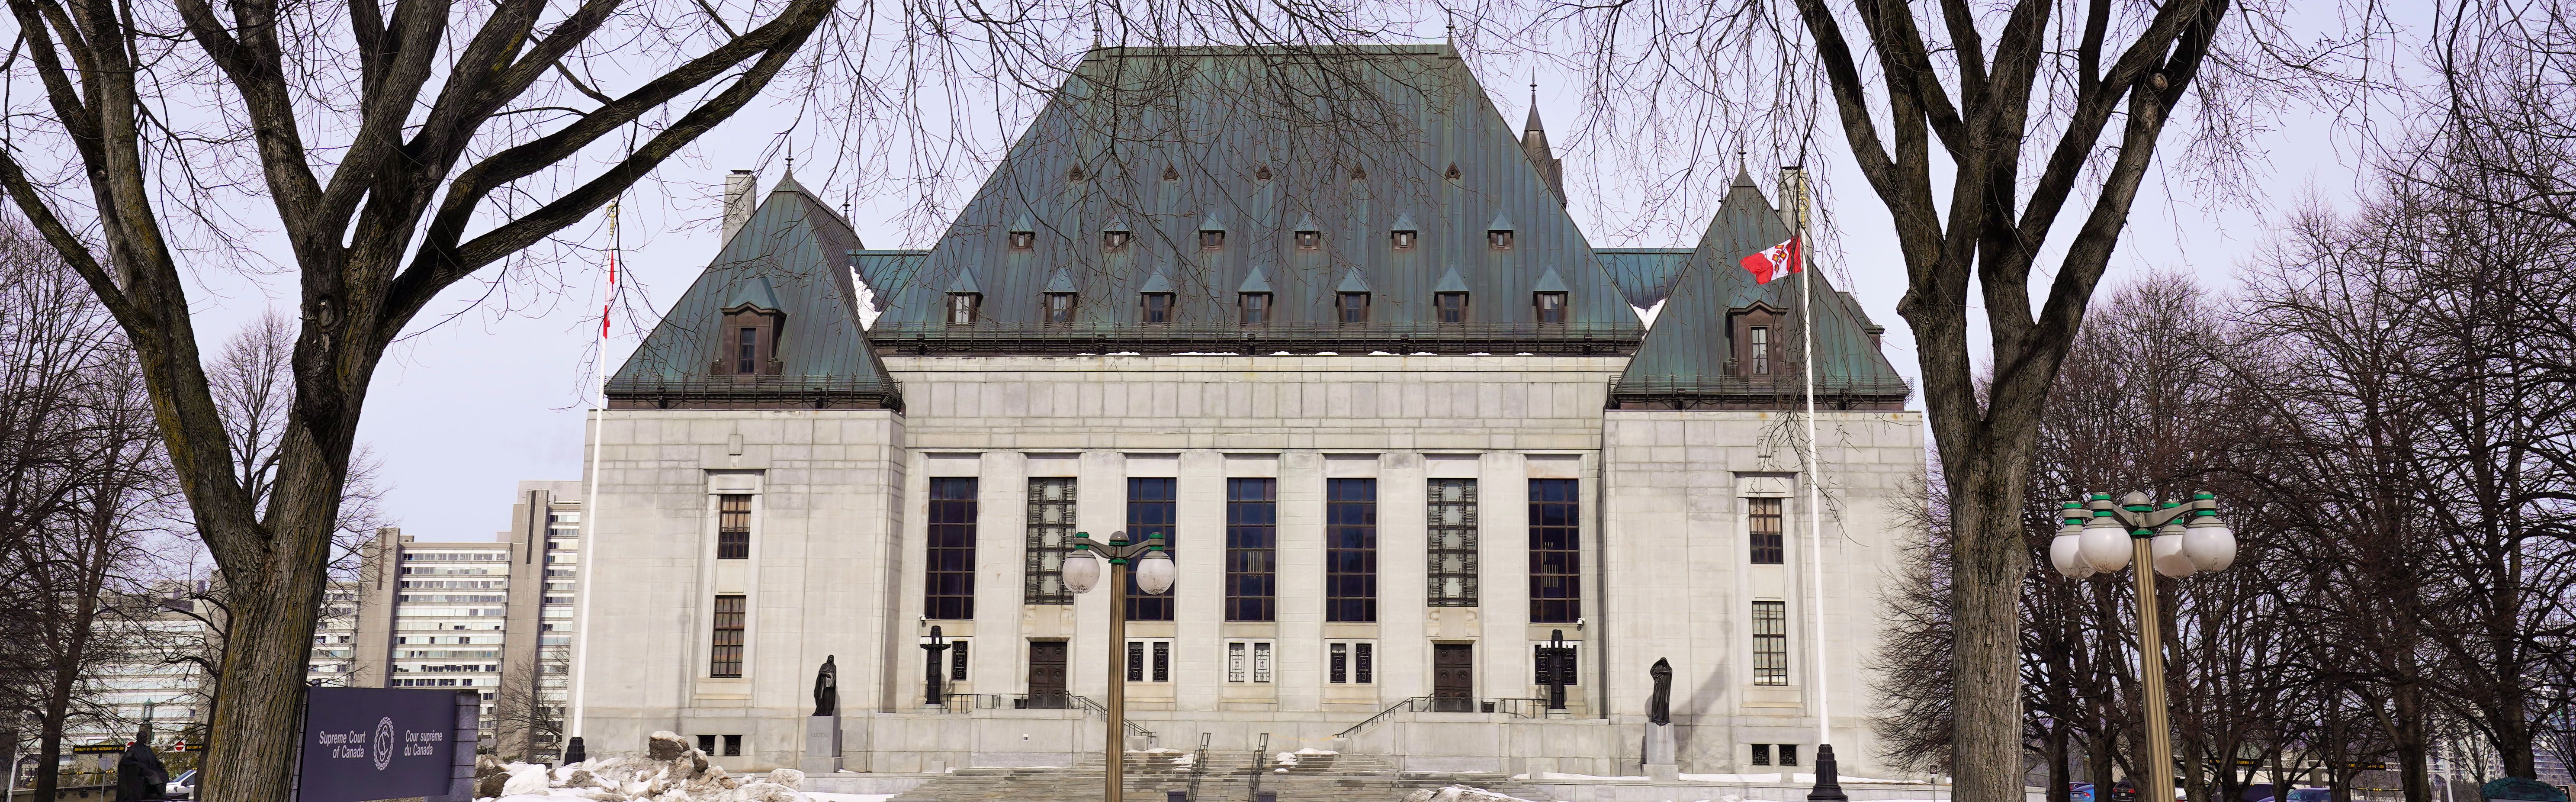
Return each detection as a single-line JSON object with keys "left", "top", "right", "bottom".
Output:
{"left": 1070, "top": 694, "right": 1157, "bottom": 740}
{"left": 1331, "top": 696, "right": 1553, "bottom": 739}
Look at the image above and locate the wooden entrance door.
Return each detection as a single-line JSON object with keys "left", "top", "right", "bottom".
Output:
{"left": 1432, "top": 643, "right": 1474, "bottom": 712}
{"left": 1026, "top": 640, "right": 1068, "bottom": 709}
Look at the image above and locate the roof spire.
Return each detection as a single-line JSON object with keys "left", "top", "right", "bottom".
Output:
{"left": 1445, "top": 11, "right": 1455, "bottom": 42}
{"left": 1522, "top": 70, "right": 1545, "bottom": 134}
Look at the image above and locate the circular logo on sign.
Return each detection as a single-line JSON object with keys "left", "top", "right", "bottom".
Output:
{"left": 371, "top": 717, "right": 396, "bottom": 770}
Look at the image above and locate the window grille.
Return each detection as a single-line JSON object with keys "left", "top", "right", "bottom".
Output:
{"left": 1427, "top": 479, "right": 1478, "bottom": 606}
{"left": 709, "top": 595, "right": 745, "bottom": 677}
{"left": 1126, "top": 478, "right": 1177, "bottom": 621}
{"left": 1326, "top": 478, "right": 1378, "bottom": 622}
{"left": 1024, "top": 478, "right": 1076, "bottom": 604}
{"left": 925, "top": 478, "right": 976, "bottom": 620}
{"left": 717, "top": 495, "right": 750, "bottom": 560}
{"left": 1225, "top": 478, "right": 1277, "bottom": 622}
{"left": 1529, "top": 479, "right": 1581, "bottom": 623}
{"left": 1749, "top": 497, "right": 1785, "bottom": 564}
{"left": 1753, "top": 600, "right": 1789, "bottom": 686}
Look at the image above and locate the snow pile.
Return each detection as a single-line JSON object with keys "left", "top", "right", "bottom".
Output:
{"left": 1400, "top": 786, "right": 1542, "bottom": 802}
{"left": 475, "top": 731, "right": 809, "bottom": 802}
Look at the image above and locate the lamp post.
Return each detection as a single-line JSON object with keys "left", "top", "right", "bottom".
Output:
{"left": 1060, "top": 530, "right": 1175, "bottom": 802}
{"left": 2048, "top": 491, "right": 2239, "bottom": 802}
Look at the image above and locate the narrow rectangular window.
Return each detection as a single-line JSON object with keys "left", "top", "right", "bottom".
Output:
{"left": 1226, "top": 478, "right": 1277, "bottom": 622}
{"left": 1780, "top": 744, "right": 1799, "bottom": 766}
{"left": 1436, "top": 292, "right": 1469, "bottom": 323}
{"left": 1337, "top": 292, "right": 1371, "bottom": 324}
{"left": 1044, "top": 293, "right": 1076, "bottom": 324}
{"left": 950, "top": 641, "right": 970, "bottom": 681}
{"left": 1750, "top": 326, "right": 1770, "bottom": 375}
{"left": 1025, "top": 478, "right": 1076, "bottom": 605}
{"left": 1140, "top": 293, "right": 1174, "bottom": 324}
{"left": 722, "top": 734, "right": 742, "bottom": 757}
{"left": 1326, "top": 478, "right": 1378, "bottom": 622}
{"left": 1427, "top": 479, "right": 1478, "bottom": 606}
{"left": 1229, "top": 642, "right": 1247, "bottom": 682}
{"left": 1253, "top": 642, "right": 1272, "bottom": 683}
{"left": 925, "top": 477, "right": 977, "bottom": 620}
{"left": 1749, "top": 497, "right": 1784, "bottom": 565}
{"left": 947, "top": 293, "right": 981, "bottom": 325}
{"left": 1152, "top": 641, "right": 1170, "bottom": 683}
{"left": 1239, "top": 292, "right": 1272, "bottom": 324}
{"left": 736, "top": 327, "right": 758, "bottom": 374}
{"left": 1329, "top": 643, "right": 1348, "bottom": 683}
{"left": 709, "top": 594, "right": 745, "bottom": 677}
{"left": 1752, "top": 744, "right": 1772, "bottom": 766}
{"left": 699, "top": 734, "right": 717, "bottom": 754}
{"left": 716, "top": 495, "right": 751, "bottom": 560}
{"left": 1535, "top": 292, "right": 1567, "bottom": 324}
{"left": 1355, "top": 642, "right": 1374, "bottom": 684}
{"left": 1125, "top": 478, "right": 1177, "bottom": 621}
{"left": 1127, "top": 641, "right": 1145, "bottom": 683}
{"left": 1753, "top": 600, "right": 1789, "bottom": 686}
{"left": 1529, "top": 479, "right": 1581, "bottom": 623}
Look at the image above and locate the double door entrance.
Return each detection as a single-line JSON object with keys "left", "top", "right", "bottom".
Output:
{"left": 1018, "top": 639, "right": 1480, "bottom": 710}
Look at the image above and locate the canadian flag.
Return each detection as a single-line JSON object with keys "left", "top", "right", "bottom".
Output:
{"left": 1738, "top": 236, "right": 1802, "bottom": 285}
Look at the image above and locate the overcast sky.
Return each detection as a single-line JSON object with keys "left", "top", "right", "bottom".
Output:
{"left": 175, "top": 10, "right": 2415, "bottom": 543}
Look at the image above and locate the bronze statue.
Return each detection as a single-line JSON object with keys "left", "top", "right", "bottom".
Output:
{"left": 813, "top": 655, "right": 838, "bottom": 716}
{"left": 115, "top": 721, "right": 167, "bottom": 801}
{"left": 1648, "top": 658, "right": 1673, "bottom": 725}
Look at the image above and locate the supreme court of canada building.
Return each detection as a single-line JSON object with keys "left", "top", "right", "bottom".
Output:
{"left": 568, "top": 43, "right": 1925, "bottom": 780}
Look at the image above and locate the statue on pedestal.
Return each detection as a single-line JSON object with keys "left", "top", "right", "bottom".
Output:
{"left": 813, "top": 655, "right": 838, "bottom": 716}
{"left": 1648, "top": 658, "right": 1673, "bottom": 725}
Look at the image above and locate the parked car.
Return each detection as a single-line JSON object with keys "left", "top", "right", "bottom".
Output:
{"left": 2072, "top": 783, "right": 2097, "bottom": 802}
{"left": 2284, "top": 787, "right": 2332, "bottom": 802}
{"left": 165, "top": 768, "right": 197, "bottom": 798}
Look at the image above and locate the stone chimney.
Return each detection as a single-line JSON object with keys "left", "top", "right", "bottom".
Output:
{"left": 722, "top": 169, "right": 758, "bottom": 243}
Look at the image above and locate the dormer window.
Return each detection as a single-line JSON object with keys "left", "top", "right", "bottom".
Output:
{"left": 1731, "top": 304, "right": 1786, "bottom": 375}
{"left": 1337, "top": 292, "right": 1371, "bottom": 324}
{"left": 1749, "top": 326, "right": 1770, "bottom": 374}
{"left": 1239, "top": 292, "right": 1272, "bottom": 324}
{"left": 1140, "top": 292, "right": 1175, "bottom": 324}
{"left": 736, "top": 327, "right": 760, "bottom": 374}
{"left": 1435, "top": 292, "right": 1469, "bottom": 324}
{"left": 1390, "top": 230, "right": 1417, "bottom": 250}
{"left": 946, "top": 293, "right": 981, "bottom": 325}
{"left": 1199, "top": 230, "right": 1225, "bottom": 250}
{"left": 1488, "top": 230, "right": 1514, "bottom": 250}
{"left": 1044, "top": 292, "right": 1077, "bottom": 325}
{"left": 1296, "top": 230, "right": 1321, "bottom": 250}
{"left": 1534, "top": 292, "right": 1567, "bottom": 324}
{"left": 1103, "top": 230, "right": 1131, "bottom": 252}
{"left": 1009, "top": 230, "right": 1036, "bottom": 251}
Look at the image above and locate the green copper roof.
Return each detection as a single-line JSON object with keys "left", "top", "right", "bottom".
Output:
{"left": 607, "top": 175, "right": 901, "bottom": 409}
{"left": 1595, "top": 248, "right": 1693, "bottom": 309}
{"left": 1614, "top": 171, "right": 1908, "bottom": 407}
{"left": 867, "top": 45, "right": 1642, "bottom": 355}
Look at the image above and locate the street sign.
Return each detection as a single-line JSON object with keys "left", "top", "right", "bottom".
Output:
{"left": 296, "top": 687, "right": 474, "bottom": 802}
{"left": 70, "top": 742, "right": 124, "bottom": 755}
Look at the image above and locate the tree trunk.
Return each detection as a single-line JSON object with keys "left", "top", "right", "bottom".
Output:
{"left": 1949, "top": 448, "right": 2036, "bottom": 802}
{"left": 196, "top": 443, "right": 342, "bottom": 802}
{"left": 2050, "top": 722, "right": 2073, "bottom": 802}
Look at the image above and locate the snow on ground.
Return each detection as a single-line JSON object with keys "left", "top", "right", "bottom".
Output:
{"left": 800, "top": 795, "right": 895, "bottom": 802}
{"left": 1401, "top": 786, "right": 1542, "bottom": 802}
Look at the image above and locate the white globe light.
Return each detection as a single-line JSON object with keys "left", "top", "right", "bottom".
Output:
{"left": 1062, "top": 547, "right": 1102, "bottom": 594}
{"left": 2152, "top": 532, "right": 2197, "bottom": 577}
{"left": 1134, "top": 548, "right": 1176, "bottom": 595}
{"left": 2078, "top": 518, "right": 2133, "bottom": 573}
{"left": 2050, "top": 535, "right": 2094, "bottom": 578}
{"left": 2184, "top": 521, "right": 2236, "bottom": 572}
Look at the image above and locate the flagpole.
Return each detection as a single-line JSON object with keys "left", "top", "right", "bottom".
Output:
{"left": 1793, "top": 170, "right": 1832, "bottom": 751}
{"left": 569, "top": 200, "right": 618, "bottom": 754}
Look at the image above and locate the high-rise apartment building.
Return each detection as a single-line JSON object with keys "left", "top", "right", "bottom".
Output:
{"left": 348, "top": 480, "right": 583, "bottom": 760}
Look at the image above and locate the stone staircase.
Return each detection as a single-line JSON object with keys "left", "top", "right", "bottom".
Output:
{"left": 889, "top": 749, "right": 1542, "bottom": 801}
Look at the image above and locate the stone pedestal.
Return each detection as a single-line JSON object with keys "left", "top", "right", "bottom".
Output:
{"left": 800, "top": 715, "right": 843, "bottom": 775}
{"left": 1642, "top": 723, "right": 1678, "bottom": 781}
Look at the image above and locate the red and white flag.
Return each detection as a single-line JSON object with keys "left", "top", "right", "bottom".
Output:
{"left": 1739, "top": 236, "right": 1802, "bottom": 285}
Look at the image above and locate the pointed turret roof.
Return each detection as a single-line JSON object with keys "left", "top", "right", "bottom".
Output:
{"left": 607, "top": 177, "right": 902, "bottom": 410}
{"left": 1612, "top": 174, "right": 1907, "bottom": 410}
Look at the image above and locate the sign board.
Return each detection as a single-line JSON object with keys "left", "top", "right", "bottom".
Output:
{"left": 296, "top": 687, "right": 471, "bottom": 802}
{"left": 70, "top": 742, "right": 125, "bottom": 754}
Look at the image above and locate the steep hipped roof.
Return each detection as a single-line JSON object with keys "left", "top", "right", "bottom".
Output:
{"left": 607, "top": 177, "right": 902, "bottom": 410}
{"left": 1595, "top": 248, "right": 1693, "bottom": 309}
{"left": 1613, "top": 171, "right": 1908, "bottom": 409}
{"left": 868, "top": 45, "right": 1641, "bottom": 355}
